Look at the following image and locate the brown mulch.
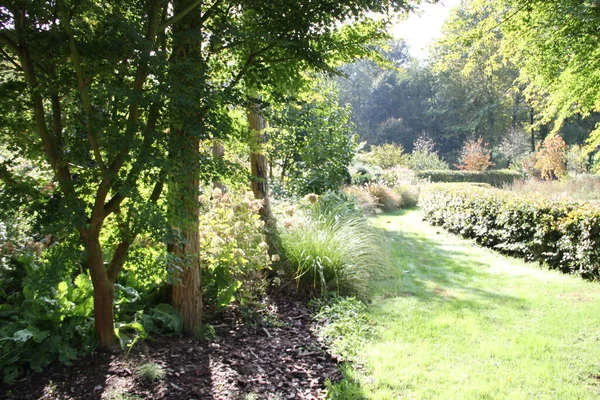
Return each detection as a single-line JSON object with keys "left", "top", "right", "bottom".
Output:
{"left": 0, "top": 297, "right": 341, "bottom": 400}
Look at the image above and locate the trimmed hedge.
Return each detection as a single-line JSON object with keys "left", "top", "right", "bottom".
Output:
{"left": 420, "top": 183, "right": 600, "bottom": 277}
{"left": 415, "top": 169, "right": 521, "bottom": 187}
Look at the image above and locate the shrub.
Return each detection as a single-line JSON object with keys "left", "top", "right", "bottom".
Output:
{"left": 343, "top": 185, "right": 379, "bottom": 215}
{"left": 408, "top": 137, "right": 449, "bottom": 171}
{"left": 361, "top": 143, "right": 409, "bottom": 169}
{"left": 414, "top": 170, "right": 521, "bottom": 187}
{"left": 367, "top": 183, "right": 402, "bottom": 212}
{"left": 395, "top": 184, "right": 419, "bottom": 208}
{"left": 419, "top": 183, "right": 600, "bottom": 277}
{"left": 535, "top": 135, "right": 567, "bottom": 180}
{"left": 199, "top": 188, "right": 271, "bottom": 311}
{"left": 376, "top": 166, "right": 414, "bottom": 187}
{"left": 456, "top": 137, "right": 493, "bottom": 171}
{"left": 278, "top": 196, "right": 387, "bottom": 299}
{"left": 566, "top": 144, "right": 589, "bottom": 175}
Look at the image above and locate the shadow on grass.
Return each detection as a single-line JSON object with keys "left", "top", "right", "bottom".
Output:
{"left": 329, "top": 210, "right": 529, "bottom": 397}
{"left": 373, "top": 219, "right": 527, "bottom": 311}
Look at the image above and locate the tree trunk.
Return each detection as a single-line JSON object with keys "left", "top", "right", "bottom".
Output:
{"left": 212, "top": 139, "right": 226, "bottom": 191}
{"left": 80, "top": 229, "right": 119, "bottom": 350}
{"left": 530, "top": 107, "right": 535, "bottom": 152}
{"left": 167, "top": 0, "right": 203, "bottom": 334}
{"left": 168, "top": 134, "right": 202, "bottom": 334}
{"left": 248, "top": 98, "right": 280, "bottom": 255}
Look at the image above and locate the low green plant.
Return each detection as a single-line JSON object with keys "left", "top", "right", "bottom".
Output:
{"left": 312, "top": 296, "right": 372, "bottom": 360}
{"left": 136, "top": 362, "right": 166, "bottom": 382}
{"left": 0, "top": 274, "right": 96, "bottom": 384}
{"left": 279, "top": 195, "right": 387, "bottom": 299}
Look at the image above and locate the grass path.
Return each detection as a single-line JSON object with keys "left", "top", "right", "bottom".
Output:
{"left": 345, "top": 209, "right": 600, "bottom": 399}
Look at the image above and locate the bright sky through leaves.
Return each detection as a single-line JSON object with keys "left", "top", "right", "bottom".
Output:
{"left": 392, "top": 0, "right": 460, "bottom": 60}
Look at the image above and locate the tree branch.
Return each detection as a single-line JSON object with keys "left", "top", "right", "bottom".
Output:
{"left": 0, "top": 31, "right": 19, "bottom": 54}
{"left": 0, "top": 46, "right": 22, "bottom": 69}
{"left": 14, "top": 22, "right": 75, "bottom": 199}
{"left": 158, "top": 0, "right": 201, "bottom": 32}
{"left": 57, "top": 0, "right": 108, "bottom": 176}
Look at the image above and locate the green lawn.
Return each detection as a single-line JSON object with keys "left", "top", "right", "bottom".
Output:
{"left": 340, "top": 209, "right": 600, "bottom": 399}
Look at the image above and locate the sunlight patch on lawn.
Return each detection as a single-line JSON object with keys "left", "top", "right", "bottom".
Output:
{"left": 336, "top": 209, "right": 600, "bottom": 399}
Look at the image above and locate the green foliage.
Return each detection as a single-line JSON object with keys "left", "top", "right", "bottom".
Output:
{"left": 415, "top": 170, "right": 520, "bottom": 187}
{"left": 136, "top": 362, "right": 166, "bottom": 382}
{"left": 0, "top": 274, "right": 96, "bottom": 384}
{"left": 407, "top": 137, "right": 449, "bottom": 171}
{"left": 278, "top": 193, "right": 386, "bottom": 299}
{"left": 312, "top": 295, "right": 372, "bottom": 360}
{"left": 200, "top": 189, "right": 270, "bottom": 311}
{"left": 420, "top": 183, "right": 600, "bottom": 277}
{"left": 361, "top": 143, "right": 408, "bottom": 169}
{"left": 267, "top": 80, "right": 357, "bottom": 196}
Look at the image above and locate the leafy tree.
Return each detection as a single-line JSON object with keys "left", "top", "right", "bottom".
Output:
{"left": 267, "top": 80, "right": 357, "bottom": 195}
{"left": 0, "top": 1, "right": 170, "bottom": 349}
{"left": 0, "top": 0, "right": 420, "bottom": 346}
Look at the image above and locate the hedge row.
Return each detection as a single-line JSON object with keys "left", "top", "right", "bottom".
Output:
{"left": 415, "top": 170, "right": 521, "bottom": 187}
{"left": 420, "top": 183, "right": 600, "bottom": 277}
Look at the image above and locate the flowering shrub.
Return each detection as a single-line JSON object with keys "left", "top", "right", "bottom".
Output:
{"left": 200, "top": 188, "right": 271, "bottom": 310}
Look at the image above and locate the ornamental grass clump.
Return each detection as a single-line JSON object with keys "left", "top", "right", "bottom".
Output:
{"left": 279, "top": 194, "right": 387, "bottom": 299}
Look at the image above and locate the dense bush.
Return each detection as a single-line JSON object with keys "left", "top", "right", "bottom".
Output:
{"left": 455, "top": 137, "right": 493, "bottom": 171}
{"left": 361, "top": 143, "right": 409, "bottom": 169}
{"left": 420, "top": 183, "right": 600, "bottom": 276}
{"left": 408, "top": 137, "right": 449, "bottom": 171}
{"left": 367, "top": 184, "right": 402, "bottom": 212}
{"left": 278, "top": 193, "right": 386, "bottom": 299}
{"left": 415, "top": 169, "right": 521, "bottom": 187}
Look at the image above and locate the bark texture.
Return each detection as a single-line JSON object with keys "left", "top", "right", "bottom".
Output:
{"left": 248, "top": 99, "right": 280, "bottom": 255}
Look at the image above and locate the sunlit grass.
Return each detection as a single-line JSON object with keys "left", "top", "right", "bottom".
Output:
{"left": 333, "top": 209, "right": 600, "bottom": 399}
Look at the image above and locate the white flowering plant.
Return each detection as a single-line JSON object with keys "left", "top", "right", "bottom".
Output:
{"left": 200, "top": 188, "right": 272, "bottom": 310}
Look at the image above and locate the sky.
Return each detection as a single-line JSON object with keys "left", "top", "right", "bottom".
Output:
{"left": 391, "top": 0, "right": 461, "bottom": 60}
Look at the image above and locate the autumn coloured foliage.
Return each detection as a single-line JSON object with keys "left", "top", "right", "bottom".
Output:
{"left": 456, "top": 137, "right": 493, "bottom": 171}
{"left": 535, "top": 135, "right": 567, "bottom": 181}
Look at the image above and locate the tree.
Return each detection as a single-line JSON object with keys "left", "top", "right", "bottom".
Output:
{"left": 267, "top": 80, "right": 357, "bottom": 195}
{"left": 1, "top": 0, "right": 420, "bottom": 345}
{"left": 456, "top": 137, "right": 493, "bottom": 171}
{"left": 0, "top": 1, "right": 168, "bottom": 349}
